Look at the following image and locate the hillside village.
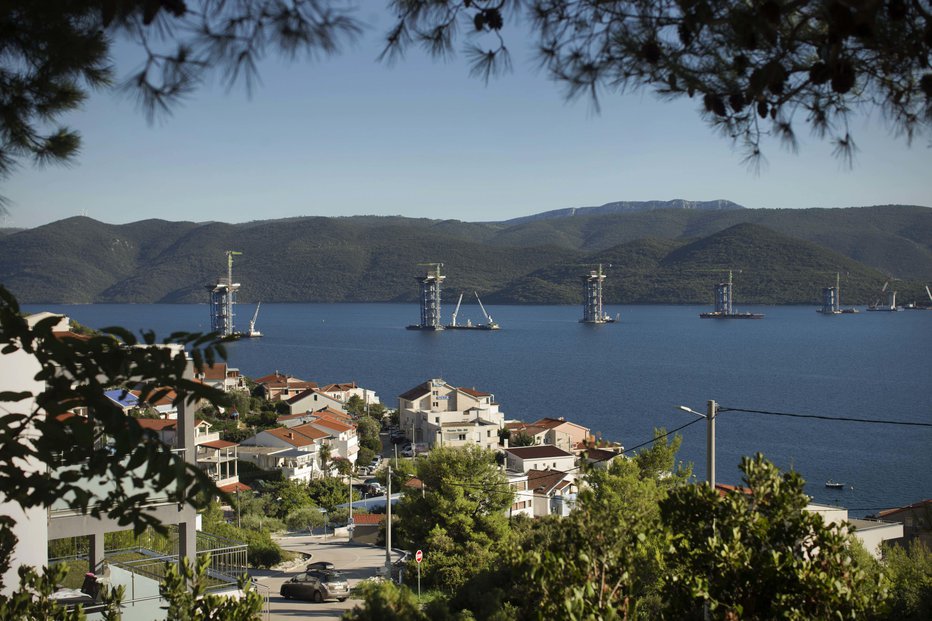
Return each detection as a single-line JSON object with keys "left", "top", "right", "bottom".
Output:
{"left": 1, "top": 310, "right": 928, "bottom": 620}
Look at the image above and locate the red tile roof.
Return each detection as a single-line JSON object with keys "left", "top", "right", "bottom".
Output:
{"left": 404, "top": 477, "right": 424, "bottom": 490}
{"left": 310, "top": 418, "right": 354, "bottom": 434}
{"left": 200, "top": 439, "right": 238, "bottom": 449}
{"left": 218, "top": 481, "right": 251, "bottom": 493}
{"left": 320, "top": 382, "right": 357, "bottom": 393}
{"left": 52, "top": 330, "right": 92, "bottom": 342}
{"left": 352, "top": 514, "right": 384, "bottom": 525}
{"left": 200, "top": 363, "right": 228, "bottom": 381}
{"left": 290, "top": 423, "right": 331, "bottom": 440}
{"left": 264, "top": 426, "right": 321, "bottom": 447}
{"left": 458, "top": 386, "right": 491, "bottom": 398}
{"left": 877, "top": 499, "right": 932, "bottom": 518}
{"left": 530, "top": 417, "right": 573, "bottom": 430}
{"left": 136, "top": 418, "right": 178, "bottom": 431}
{"left": 525, "top": 469, "right": 569, "bottom": 494}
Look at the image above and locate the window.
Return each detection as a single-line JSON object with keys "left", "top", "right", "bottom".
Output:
{"left": 458, "top": 434, "right": 466, "bottom": 441}
{"left": 435, "top": 417, "right": 439, "bottom": 423}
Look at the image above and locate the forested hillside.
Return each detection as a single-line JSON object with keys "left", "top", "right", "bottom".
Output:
{"left": 0, "top": 205, "right": 928, "bottom": 305}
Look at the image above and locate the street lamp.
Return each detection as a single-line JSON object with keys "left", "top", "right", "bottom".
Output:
{"left": 677, "top": 400, "right": 717, "bottom": 489}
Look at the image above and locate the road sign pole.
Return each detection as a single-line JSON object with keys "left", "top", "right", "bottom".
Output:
{"left": 415, "top": 549, "right": 423, "bottom": 599}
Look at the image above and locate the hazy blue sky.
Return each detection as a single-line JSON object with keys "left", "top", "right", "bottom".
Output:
{"left": 3, "top": 8, "right": 930, "bottom": 229}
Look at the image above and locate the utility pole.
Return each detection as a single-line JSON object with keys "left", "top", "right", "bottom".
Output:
{"left": 348, "top": 474, "right": 353, "bottom": 540}
{"left": 706, "top": 399, "right": 716, "bottom": 489}
{"left": 384, "top": 463, "right": 392, "bottom": 580}
{"left": 676, "top": 401, "right": 717, "bottom": 489}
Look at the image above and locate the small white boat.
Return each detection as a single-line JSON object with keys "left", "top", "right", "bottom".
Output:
{"left": 825, "top": 480, "right": 845, "bottom": 490}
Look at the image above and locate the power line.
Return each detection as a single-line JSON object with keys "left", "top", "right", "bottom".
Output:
{"left": 435, "top": 417, "right": 703, "bottom": 492}
{"left": 718, "top": 406, "right": 932, "bottom": 428}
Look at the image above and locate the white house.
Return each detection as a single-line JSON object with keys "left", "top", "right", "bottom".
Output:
{"left": 285, "top": 388, "right": 347, "bottom": 415}
{"left": 806, "top": 502, "right": 904, "bottom": 559}
{"left": 526, "top": 469, "right": 578, "bottom": 518}
{"left": 318, "top": 382, "right": 381, "bottom": 406}
{"left": 307, "top": 417, "right": 359, "bottom": 465}
{"left": 504, "top": 446, "right": 576, "bottom": 474}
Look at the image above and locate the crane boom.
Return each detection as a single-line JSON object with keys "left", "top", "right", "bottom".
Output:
{"left": 451, "top": 293, "right": 463, "bottom": 327}
{"left": 476, "top": 292, "right": 492, "bottom": 323}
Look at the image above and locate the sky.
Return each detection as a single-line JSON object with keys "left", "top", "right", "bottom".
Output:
{"left": 3, "top": 7, "right": 931, "bottom": 230}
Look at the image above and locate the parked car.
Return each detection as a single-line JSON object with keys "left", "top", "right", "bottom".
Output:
{"left": 280, "top": 570, "right": 349, "bottom": 602}
{"left": 306, "top": 561, "right": 335, "bottom": 572}
{"left": 370, "top": 455, "right": 382, "bottom": 467}
{"left": 367, "top": 481, "right": 384, "bottom": 495}
{"left": 400, "top": 446, "right": 415, "bottom": 457}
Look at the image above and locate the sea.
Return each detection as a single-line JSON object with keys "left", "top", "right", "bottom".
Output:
{"left": 24, "top": 302, "right": 931, "bottom": 516}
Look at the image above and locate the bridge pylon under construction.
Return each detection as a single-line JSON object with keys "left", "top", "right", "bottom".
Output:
{"left": 407, "top": 263, "right": 446, "bottom": 330}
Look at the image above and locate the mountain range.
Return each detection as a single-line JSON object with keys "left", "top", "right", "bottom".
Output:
{"left": 1, "top": 202, "right": 929, "bottom": 306}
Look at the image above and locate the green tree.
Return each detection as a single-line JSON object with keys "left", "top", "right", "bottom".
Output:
{"left": 285, "top": 506, "right": 326, "bottom": 533}
{"left": 396, "top": 445, "right": 513, "bottom": 591}
{"left": 883, "top": 540, "right": 932, "bottom": 621}
{"left": 509, "top": 431, "right": 534, "bottom": 447}
{"left": 452, "top": 433, "right": 687, "bottom": 620}
{"left": 357, "top": 416, "right": 383, "bottom": 452}
{"left": 0, "top": 286, "right": 230, "bottom": 557}
{"left": 660, "top": 454, "right": 881, "bottom": 620}
{"left": 160, "top": 554, "right": 264, "bottom": 621}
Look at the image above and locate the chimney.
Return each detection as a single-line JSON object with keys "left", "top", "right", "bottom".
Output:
{"left": 287, "top": 432, "right": 294, "bottom": 439}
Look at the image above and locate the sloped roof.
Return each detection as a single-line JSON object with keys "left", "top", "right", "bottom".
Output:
{"left": 526, "top": 469, "right": 570, "bottom": 494}
{"left": 530, "top": 417, "right": 588, "bottom": 431}
{"left": 458, "top": 386, "right": 491, "bottom": 398}
{"left": 200, "top": 439, "right": 237, "bottom": 449}
{"left": 398, "top": 381, "right": 432, "bottom": 401}
{"left": 263, "top": 426, "right": 320, "bottom": 447}
{"left": 352, "top": 513, "right": 384, "bottom": 525}
{"left": 310, "top": 418, "right": 354, "bottom": 434}
{"left": 320, "top": 382, "right": 357, "bottom": 393}
{"left": 136, "top": 418, "right": 177, "bottom": 431}
{"left": 200, "top": 363, "right": 228, "bottom": 381}
{"left": 218, "top": 481, "right": 251, "bottom": 493}
{"left": 877, "top": 499, "right": 932, "bottom": 518}
{"left": 291, "top": 423, "right": 331, "bottom": 440}
{"left": 104, "top": 389, "right": 139, "bottom": 408}
{"left": 505, "top": 445, "right": 575, "bottom": 459}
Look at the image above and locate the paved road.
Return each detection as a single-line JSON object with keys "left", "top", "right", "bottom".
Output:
{"left": 251, "top": 534, "right": 398, "bottom": 621}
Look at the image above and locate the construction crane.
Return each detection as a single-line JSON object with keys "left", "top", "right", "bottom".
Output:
{"left": 226, "top": 250, "right": 242, "bottom": 286}
{"left": 450, "top": 293, "right": 464, "bottom": 327}
{"left": 247, "top": 302, "right": 263, "bottom": 338}
{"left": 475, "top": 292, "right": 499, "bottom": 328}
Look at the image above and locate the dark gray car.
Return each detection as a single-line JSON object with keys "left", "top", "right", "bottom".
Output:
{"left": 280, "top": 570, "right": 350, "bottom": 602}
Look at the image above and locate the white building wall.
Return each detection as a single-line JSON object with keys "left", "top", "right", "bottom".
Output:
{"left": 0, "top": 342, "right": 48, "bottom": 596}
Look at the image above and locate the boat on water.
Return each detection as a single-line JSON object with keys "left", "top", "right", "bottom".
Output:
{"left": 446, "top": 293, "right": 500, "bottom": 330}
{"left": 825, "top": 480, "right": 845, "bottom": 489}
{"left": 699, "top": 270, "right": 764, "bottom": 319}
{"left": 866, "top": 282, "right": 900, "bottom": 312}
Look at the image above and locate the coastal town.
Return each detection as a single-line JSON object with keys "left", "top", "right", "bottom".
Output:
{"left": 1, "top": 309, "right": 927, "bottom": 620}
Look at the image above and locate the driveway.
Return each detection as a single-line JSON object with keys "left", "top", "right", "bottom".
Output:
{"left": 251, "top": 534, "right": 399, "bottom": 621}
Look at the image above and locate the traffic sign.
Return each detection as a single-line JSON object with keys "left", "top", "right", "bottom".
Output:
{"left": 415, "top": 549, "right": 423, "bottom": 563}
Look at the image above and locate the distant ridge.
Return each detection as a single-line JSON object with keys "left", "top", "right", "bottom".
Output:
{"left": 1, "top": 205, "right": 929, "bottom": 304}
{"left": 502, "top": 199, "right": 745, "bottom": 226}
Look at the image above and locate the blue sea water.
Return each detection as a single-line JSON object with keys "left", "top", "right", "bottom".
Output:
{"left": 25, "top": 302, "right": 932, "bottom": 515}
